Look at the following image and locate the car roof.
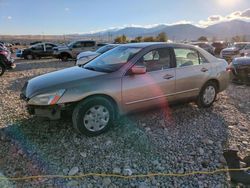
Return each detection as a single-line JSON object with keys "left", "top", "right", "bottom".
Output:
{"left": 120, "top": 42, "right": 196, "bottom": 49}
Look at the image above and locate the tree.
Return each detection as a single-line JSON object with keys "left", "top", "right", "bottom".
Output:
{"left": 134, "top": 36, "right": 143, "bottom": 42}
{"left": 114, "top": 34, "right": 127, "bottom": 43}
{"left": 198, "top": 36, "right": 208, "bottom": 42}
{"left": 156, "top": 32, "right": 168, "bottom": 42}
{"left": 232, "top": 35, "right": 241, "bottom": 42}
{"left": 143, "top": 36, "right": 155, "bottom": 42}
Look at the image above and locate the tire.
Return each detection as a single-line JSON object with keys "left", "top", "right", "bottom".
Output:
{"left": 25, "top": 54, "right": 34, "bottom": 60}
{"left": 197, "top": 81, "right": 218, "bottom": 108}
{"left": 72, "top": 97, "right": 116, "bottom": 136}
{"left": 0, "top": 63, "right": 6, "bottom": 76}
{"left": 61, "top": 53, "right": 70, "bottom": 62}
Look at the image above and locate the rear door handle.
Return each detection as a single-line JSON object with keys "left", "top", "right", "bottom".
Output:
{"left": 201, "top": 67, "right": 208, "bottom": 72}
{"left": 163, "top": 74, "right": 174, "bottom": 79}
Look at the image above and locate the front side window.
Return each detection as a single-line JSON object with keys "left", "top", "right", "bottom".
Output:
{"left": 72, "top": 42, "right": 82, "bottom": 48}
{"left": 174, "top": 48, "right": 200, "bottom": 67}
{"left": 84, "top": 41, "right": 95, "bottom": 47}
{"left": 45, "top": 44, "right": 55, "bottom": 50}
{"left": 32, "top": 44, "right": 43, "bottom": 50}
{"left": 84, "top": 46, "right": 142, "bottom": 73}
{"left": 136, "top": 48, "right": 171, "bottom": 72}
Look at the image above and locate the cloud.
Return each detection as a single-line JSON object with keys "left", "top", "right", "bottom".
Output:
{"left": 168, "top": 20, "right": 193, "bottom": 25}
{"left": 1, "top": 15, "right": 12, "bottom": 21}
{"left": 198, "top": 9, "right": 250, "bottom": 27}
{"left": 64, "top": 7, "right": 70, "bottom": 12}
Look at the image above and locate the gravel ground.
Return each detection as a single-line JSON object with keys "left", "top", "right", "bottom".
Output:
{"left": 0, "top": 59, "right": 249, "bottom": 188}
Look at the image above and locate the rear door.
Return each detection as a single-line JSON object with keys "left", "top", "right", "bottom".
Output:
{"left": 31, "top": 44, "right": 45, "bottom": 57}
{"left": 174, "top": 47, "right": 211, "bottom": 99}
{"left": 45, "top": 43, "right": 56, "bottom": 56}
{"left": 122, "top": 47, "right": 176, "bottom": 112}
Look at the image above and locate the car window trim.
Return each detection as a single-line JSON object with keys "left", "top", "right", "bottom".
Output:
{"left": 173, "top": 47, "right": 209, "bottom": 68}
{"left": 125, "top": 47, "right": 175, "bottom": 75}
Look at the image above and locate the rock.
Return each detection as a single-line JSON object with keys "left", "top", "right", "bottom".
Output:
{"left": 123, "top": 168, "right": 133, "bottom": 176}
{"left": 63, "top": 168, "right": 69, "bottom": 174}
{"left": 199, "top": 148, "right": 205, "bottom": 155}
{"left": 152, "top": 160, "right": 159, "bottom": 166}
{"left": 80, "top": 152, "right": 87, "bottom": 158}
{"left": 67, "top": 180, "right": 79, "bottom": 187}
{"left": 139, "top": 182, "right": 149, "bottom": 188}
{"left": 113, "top": 167, "right": 121, "bottom": 174}
{"left": 105, "top": 140, "right": 113, "bottom": 146}
{"left": 202, "top": 138, "right": 214, "bottom": 145}
{"left": 103, "top": 177, "right": 112, "bottom": 186}
{"left": 87, "top": 183, "right": 94, "bottom": 188}
{"left": 68, "top": 167, "right": 79, "bottom": 176}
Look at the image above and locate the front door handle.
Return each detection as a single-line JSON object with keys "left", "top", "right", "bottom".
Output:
{"left": 201, "top": 67, "right": 208, "bottom": 72}
{"left": 163, "top": 74, "right": 174, "bottom": 79}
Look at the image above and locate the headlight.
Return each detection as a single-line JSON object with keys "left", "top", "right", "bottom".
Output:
{"left": 28, "top": 89, "right": 65, "bottom": 105}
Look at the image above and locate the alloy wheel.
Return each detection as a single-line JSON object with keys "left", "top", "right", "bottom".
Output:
{"left": 83, "top": 105, "right": 110, "bottom": 132}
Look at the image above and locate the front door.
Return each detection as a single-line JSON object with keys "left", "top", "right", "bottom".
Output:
{"left": 122, "top": 47, "right": 176, "bottom": 112}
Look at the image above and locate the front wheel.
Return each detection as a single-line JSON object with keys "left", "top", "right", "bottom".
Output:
{"left": 197, "top": 82, "right": 218, "bottom": 108}
{"left": 0, "top": 63, "right": 6, "bottom": 76}
{"left": 72, "top": 97, "right": 115, "bottom": 136}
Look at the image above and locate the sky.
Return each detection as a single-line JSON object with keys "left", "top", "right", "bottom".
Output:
{"left": 0, "top": 0, "right": 250, "bottom": 35}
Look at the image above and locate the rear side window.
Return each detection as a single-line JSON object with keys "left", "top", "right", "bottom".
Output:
{"left": 174, "top": 48, "right": 200, "bottom": 67}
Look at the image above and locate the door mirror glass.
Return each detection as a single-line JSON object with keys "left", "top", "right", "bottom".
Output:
{"left": 131, "top": 65, "right": 146, "bottom": 74}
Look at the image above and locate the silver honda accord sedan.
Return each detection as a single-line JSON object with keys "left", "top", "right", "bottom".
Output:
{"left": 21, "top": 43, "right": 230, "bottom": 136}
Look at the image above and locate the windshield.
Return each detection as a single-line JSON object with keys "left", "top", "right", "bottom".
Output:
{"left": 96, "top": 45, "right": 116, "bottom": 54}
{"left": 233, "top": 43, "right": 247, "bottom": 50}
{"left": 84, "top": 46, "right": 142, "bottom": 72}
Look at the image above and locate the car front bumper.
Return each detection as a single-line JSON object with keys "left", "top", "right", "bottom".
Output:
{"left": 23, "top": 102, "right": 74, "bottom": 120}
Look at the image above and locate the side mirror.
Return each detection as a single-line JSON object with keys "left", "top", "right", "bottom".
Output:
{"left": 131, "top": 65, "right": 146, "bottom": 74}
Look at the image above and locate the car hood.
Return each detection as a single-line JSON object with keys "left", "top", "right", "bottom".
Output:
{"left": 77, "top": 51, "right": 99, "bottom": 59}
{"left": 25, "top": 66, "right": 106, "bottom": 98}
{"left": 222, "top": 47, "right": 239, "bottom": 52}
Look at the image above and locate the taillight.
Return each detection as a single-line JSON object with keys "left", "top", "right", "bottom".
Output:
{"left": 226, "top": 67, "right": 232, "bottom": 72}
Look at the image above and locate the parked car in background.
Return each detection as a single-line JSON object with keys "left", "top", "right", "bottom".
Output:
{"left": 227, "top": 56, "right": 250, "bottom": 85}
{"left": 191, "top": 42, "right": 215, "bottom": 55}
{"left": 16, "top": 42, "right": 58, "bottom": 60}
{"left": 0, "top": 47, "right": 15, "bottom": 76}
{"left": 76, "top": 44, "right": 119, "bottom": 66}
{"left": 53, "top": 40, "right": 98, "bottom": 61}
{"left": 0, "top": 43, "right": 8, "bottom": 50}
{"left": 21, "top": 43, "right": 229, "bottom": 136}
{"left": 212, "top": 41, "right": 228, "bottom": 55}
{"left": 220, "top": 42, "right": 250, "bottom": 62}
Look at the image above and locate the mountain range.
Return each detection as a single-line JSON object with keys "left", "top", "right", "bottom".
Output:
{"left": 81, "top": 20, "right": 250, "bottom": 41}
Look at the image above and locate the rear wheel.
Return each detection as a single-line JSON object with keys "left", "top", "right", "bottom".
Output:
{"left": 25, "top": 54, "right": 34, "bottom": 60}
{"left": 61, "top": 53, "right": 70, "bottom": 62}
{"left": 197, "top": 81, "right": 218, "bottom": 108}
{"left": 72, "top": 97, "right": 115, "bottom": 136}
{"left": 0, "top": 63, "right": 6, "bottom": 76}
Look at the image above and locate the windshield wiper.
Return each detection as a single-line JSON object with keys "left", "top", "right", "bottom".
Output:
{"left": 84, "top": 66, "right": 96, "bottom": 71}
